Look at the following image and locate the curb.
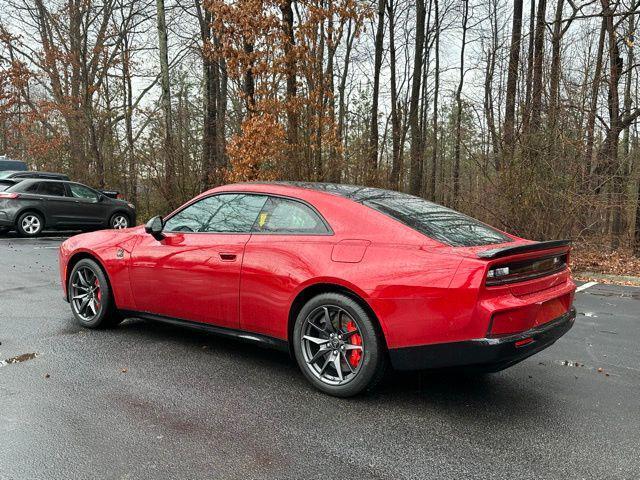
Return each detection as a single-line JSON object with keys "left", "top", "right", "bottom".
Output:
{"left": 574, "top": 271, "right": 640, "bottom": 286}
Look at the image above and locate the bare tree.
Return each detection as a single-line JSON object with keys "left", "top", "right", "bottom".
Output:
{"left": 408, "top": 0, "right": 427, "bottom": 196}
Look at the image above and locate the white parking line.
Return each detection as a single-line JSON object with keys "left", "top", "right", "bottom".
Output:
{"left": 576, "top": 281, "right": 598, "bottom": 293}
{"left": 0, "top": 236, "right": 69, "bottom": 241}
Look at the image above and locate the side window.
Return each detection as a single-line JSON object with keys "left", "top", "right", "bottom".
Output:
{"left": 21, "top": 182, "right": 40, "bottom": 193}
{"left": 38, "top": 182, "right": 66, "bottom": 197}
{"left": 164, "top": 194, "right": 267, "bottom": 233}
{"left": 69, "top": 184, "right": 99, "bottom": 201}
{"left": 253, "top": 197, "right": 329, "bottom": 234}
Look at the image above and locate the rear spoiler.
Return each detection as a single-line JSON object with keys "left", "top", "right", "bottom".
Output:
{"left": 101, "top": 190, "right": 120, "bottom": 199}
{"left": 476, "top": 240, "right": 571, "bottom": 259}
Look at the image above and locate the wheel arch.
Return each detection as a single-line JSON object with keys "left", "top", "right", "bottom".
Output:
{"left": 287, "top": 282, "right": 389, "bottom": 355}
{"left": 16, "top": 207, "right": 48, "bottom": 228}
{"left": 65, "top": 251, "right": 114, "bottom": 302}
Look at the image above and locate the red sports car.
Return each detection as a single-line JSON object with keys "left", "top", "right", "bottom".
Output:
{"left": 59, "top": 182, "right": 576, "bottom": 397}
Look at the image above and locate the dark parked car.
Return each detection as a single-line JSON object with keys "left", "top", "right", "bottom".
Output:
{"left": 0, "top": 157, "right": 27, "bottom": 172}
{"left": 0, "top": 170, "right": 70, "bottom": 180}
{"left": 0, "top": 179, "right": 136, "bottom": 236}
{"left": 0, "top": 171, "right": 122, "bottom": 199}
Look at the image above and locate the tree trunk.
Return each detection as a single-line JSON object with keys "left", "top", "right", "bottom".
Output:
{"left": 243, "top": 40, "right": 256, "bottom": 112}
{"left": 484, "top": 0, "right": 500, "bottom": 167}
{"left": 523, "top": 0, "right": 536, "bottom": 132}
{"left": 215, "top": 34, "right": 228, "bottom": 172}
{"left": 585, "top": 17, "right": 606, "bottom": 179}
{"left": 429, "top": 0, "right": 440, "bottom": 201}
{"left": 622, "top": 14, "right": 635, "bottom": 170}
{"left": 453, "top": 0, "right": 468, "bottom": 207}
{"left": 601, "top": 0, "right": 623, "bottom": 248}
{"left": 387, "top": 0, "right": 402, "bottom": 189}
{"left": 503, "top": 0, "right": 523, "bottom": 161}
{"left": 548, "top": 0, "right": 564, "bottom": 129}
{"left": 198, "top": 4, "right": 220, "bottom": 189}
{"left": 369, "top": 0, "right": 386, "bottom": 176}
{"left": 122, "top": 41, "right": 136, "bottom": 205}
{"left": 530, "top": 0, "right": 546, "bottom": 129}
{"left": 280, "top": 0, "right": 299, "bottom": 157}
{"left": 408, "top": 0, "right": 426, "bottom": 196}
{"left": 338, "top": 19, "right": 355, "bottom": 172}
{"left": 156, "top": 0, "right": 174, "bottom": 204}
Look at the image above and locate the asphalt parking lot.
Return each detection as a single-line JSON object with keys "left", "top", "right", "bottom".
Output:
{"left": 1, "top": 234, "right": 638, "bottom": 479}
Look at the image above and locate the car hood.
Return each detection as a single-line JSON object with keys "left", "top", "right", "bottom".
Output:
{"left": 62, "top": 225, "right": 144, "bottom": 250}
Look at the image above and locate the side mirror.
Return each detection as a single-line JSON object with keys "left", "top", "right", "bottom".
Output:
{"left": 145, "top": 215, "right": 165, "bottom": 241}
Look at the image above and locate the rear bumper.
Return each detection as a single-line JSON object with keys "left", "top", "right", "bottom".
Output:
{"left": 389, "top": 307, "right": 576, "bottom": 371}
{"left": 0, "top": 210, "right": 14, "bottom": 227}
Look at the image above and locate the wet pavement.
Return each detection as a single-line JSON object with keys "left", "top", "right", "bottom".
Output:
{"left": 1, "top": 234, "right": 639, "bottom": 479}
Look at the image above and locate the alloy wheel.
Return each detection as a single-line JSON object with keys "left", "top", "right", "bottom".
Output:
{"left": 301, "top": 305, "right": 364, "bottom": 386}
{"left": 70, "top": 267, "right": 103, "bottom": 322}
{"left": 112, "top": 215, "right": 128, "bottom": 229}
{"left": 21, "top": 215, "right": 41, "bottom": 235}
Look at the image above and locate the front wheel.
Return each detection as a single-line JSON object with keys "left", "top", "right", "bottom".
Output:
{"left": 110, "top": 213, "right": 130, "bottom": 229}
{"left": 292, "top": 293, "right": 386, "bottom": 397}
{"left": 68, "top": 258, "right": 123, "bottom": 328}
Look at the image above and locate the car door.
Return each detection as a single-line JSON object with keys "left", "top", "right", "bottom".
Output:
{"left": 240, "top": 196, "right": 334, "bottom": 338}
{"left": 129, "top": 193, "right": 268, "bottom": 328}
{"left": 65, "top": 183, "right": 110, "bottom": 226}
{"left": 35, "top": 181, "right": 78, "bottom": 226}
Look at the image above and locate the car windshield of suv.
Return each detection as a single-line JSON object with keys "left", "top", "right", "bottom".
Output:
{"left": 361, "top": 192, "right": 512, "bottom": 247}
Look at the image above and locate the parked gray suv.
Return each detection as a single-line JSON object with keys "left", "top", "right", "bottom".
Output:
{"left": 0, "top": 179, "right": 136, "bottom": 236}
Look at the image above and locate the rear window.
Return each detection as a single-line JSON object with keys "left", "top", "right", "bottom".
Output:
{"left": 253, "top": 197, "right": 329, "bottom": 234}
{"left": 361, "top": 192, "right": 511, "bottom": 247}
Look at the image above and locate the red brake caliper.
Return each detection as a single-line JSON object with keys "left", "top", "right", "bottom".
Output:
{"left": 345, "top": 320, "right": 362, "bottom": 368}
{"left": 94, "top": 279, "right": 101, "bottom": 306}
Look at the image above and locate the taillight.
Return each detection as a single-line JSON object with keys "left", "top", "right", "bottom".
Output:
{"left": 117, "top": 193, "right": 123, "bottom": 199}
{"left": 0, "top": 192, "right": 19, "bottom": 199}
{"left": 486, "top": 253, "right": 568, "bottom": 286}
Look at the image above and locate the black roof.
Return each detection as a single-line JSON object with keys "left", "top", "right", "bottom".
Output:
{"left": 271, "top": 181, "right": 428, "bottom": 204}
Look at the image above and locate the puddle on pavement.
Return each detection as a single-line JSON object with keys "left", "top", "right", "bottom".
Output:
{"left": 0, "top": 352, "right": 38, "bottom": 367}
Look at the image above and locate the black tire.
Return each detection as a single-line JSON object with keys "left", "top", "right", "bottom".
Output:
{"left": 292, "top": 292, "right": 387, "bottom": 397}
{"left": 16, "top": 211, "right": 44, "bottom": 237}
{"left": 68, "top": 258, "right": 124, "bottom": 328}
{"left": 109, "top": 212, "right": 130, "bottom": 230}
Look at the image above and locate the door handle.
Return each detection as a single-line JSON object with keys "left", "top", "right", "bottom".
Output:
{"left": 219, "top": 253, "right": 237, "bottom": 261}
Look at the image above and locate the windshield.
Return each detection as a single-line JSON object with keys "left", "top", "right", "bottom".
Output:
{"left": 361, "top": 191, "right": 512, "bottom": 247}
{"left": 0, "top": 171, "right": 16, "bottom": 179}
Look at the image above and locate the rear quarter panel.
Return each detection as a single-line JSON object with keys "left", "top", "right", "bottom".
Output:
{"left": 236, "top": 190, "right": 475, "bottom": 348}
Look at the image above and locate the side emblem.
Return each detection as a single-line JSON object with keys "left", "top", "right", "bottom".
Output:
{"left": 116, "top": 248, "right": 125, "bottom": 259}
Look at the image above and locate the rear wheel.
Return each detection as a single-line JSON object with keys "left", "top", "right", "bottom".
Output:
{"left": 110, "top": 213, "right": 130, "bottom": 229}
{"left": 292, "top": 293, "right": 386, "bottom": 397}
{"left": 68, "top": 258, "right": 123, "bottom": 328}
{"left": 16, "top": 212, "right": 43, "bottom": 237}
